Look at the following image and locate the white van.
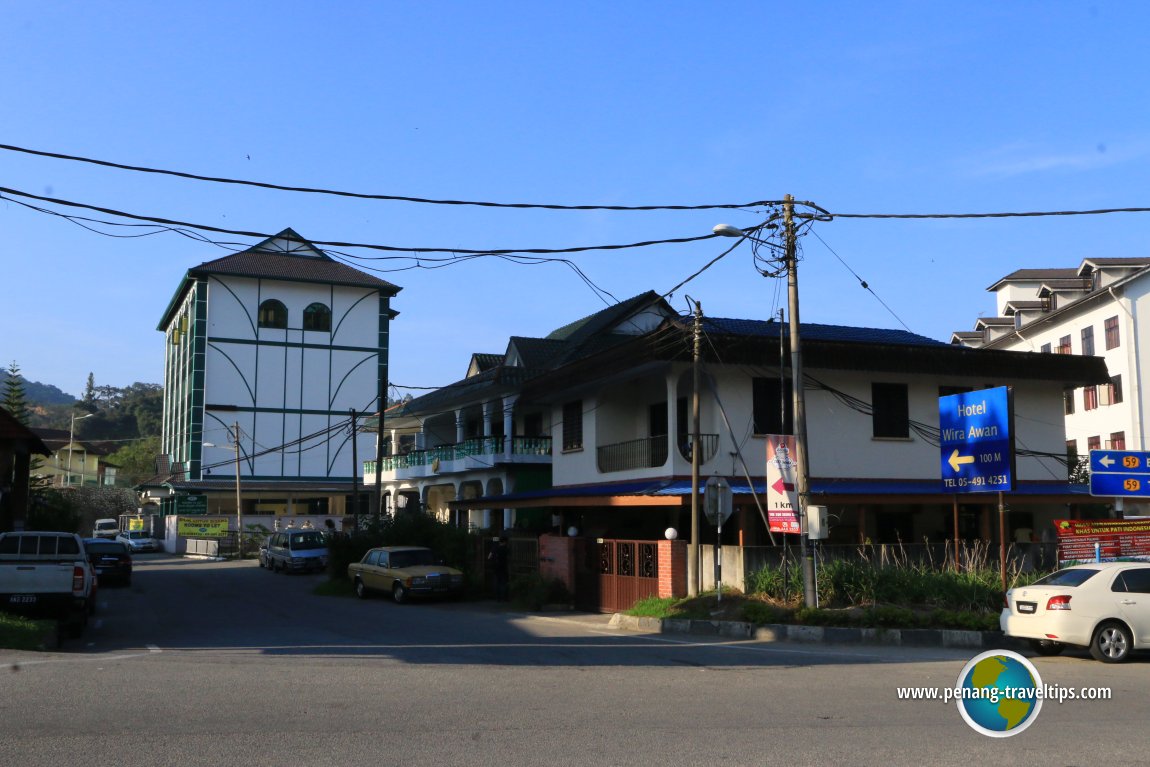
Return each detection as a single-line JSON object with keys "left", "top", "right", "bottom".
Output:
{"left": 93, "top": 519, "right": 119, "bottom": 539}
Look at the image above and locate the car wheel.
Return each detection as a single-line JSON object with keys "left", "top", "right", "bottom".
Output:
{"left": 393, "top": 583, "right": 408, "bottom": 604}
{"left": 1030, "top": 639, "right": 1064, "bottom": 657}
{"left": 354, "top": 578, "right": 368, "bottom": 600}
{"left": 1091, "top": 621, "right": 1133, "bottom": 663}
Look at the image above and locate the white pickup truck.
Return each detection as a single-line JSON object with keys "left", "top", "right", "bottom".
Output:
{"left": 0, "top": 531, "right": 96, "bottom": 638}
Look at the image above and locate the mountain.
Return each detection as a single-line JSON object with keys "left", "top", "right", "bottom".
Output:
{"left": 0, "top": 370, "right": 76, "bottom": 405}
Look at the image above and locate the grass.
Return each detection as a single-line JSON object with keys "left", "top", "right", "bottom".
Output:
{"left": 0, "top": 612, "right": 56, "bottom": 651}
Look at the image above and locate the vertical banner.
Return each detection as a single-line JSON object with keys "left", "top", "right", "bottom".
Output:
{"left": 766, "top": 435, "right": 800, "bottom": 534}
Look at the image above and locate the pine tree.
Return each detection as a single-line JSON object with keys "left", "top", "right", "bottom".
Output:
{"left": 3, "top": 361, "right": 29, "bottom": 425}
{"left": 83, "top": 372, "right": 96, "bottom": 406}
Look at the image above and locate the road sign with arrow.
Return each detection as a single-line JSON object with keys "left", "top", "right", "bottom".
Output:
{"left": 1089, "top": 449, "right": 1150, "bottom": 497}
{"left": 938, "top": 387, "right": 1015, "bottom": 493}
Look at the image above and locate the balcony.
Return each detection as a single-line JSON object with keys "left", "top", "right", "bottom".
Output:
{"left": 597, "top": 433, "right": 719, "bottom": 474}
{"left": 364, "top": 436, "right": 552, "bottom": 481}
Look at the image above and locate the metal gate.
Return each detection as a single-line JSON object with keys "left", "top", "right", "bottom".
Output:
{"left": 574, "top": 538, "right": 660, "bottom": 612}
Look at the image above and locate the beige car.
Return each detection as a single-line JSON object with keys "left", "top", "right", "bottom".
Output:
{"left": 348, "top": 546, "right": 464, "bottom": 603}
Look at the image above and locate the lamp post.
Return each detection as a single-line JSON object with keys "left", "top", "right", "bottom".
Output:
{"left": 714, "top": 195, "right": 821, "bottom": 607}
{"left": 67, "top": 412, "right": 95, "bottom": 487}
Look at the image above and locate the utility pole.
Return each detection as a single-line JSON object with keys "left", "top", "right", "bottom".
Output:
{"left": 232, "top": 421, "right": 244, "bottom": 559}
{"left": 784, "top": 194, "right": 818, "bottom": 608}
{"left": 689, "top": 300, "right": 703, "bottom": 596}
{"left": 350, "top": 409, "right": 361, "bottom": 524}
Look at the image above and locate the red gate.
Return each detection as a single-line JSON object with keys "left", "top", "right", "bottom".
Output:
{"left": 574, "top": 538, "right": 660, "bottom": 612}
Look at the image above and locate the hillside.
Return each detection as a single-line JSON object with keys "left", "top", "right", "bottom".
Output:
{"left": 0, "top": 370, "right": 76, "bottom": 405}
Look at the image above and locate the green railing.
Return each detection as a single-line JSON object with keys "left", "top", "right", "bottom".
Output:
{"left": 364, "top": 435, "right": 552, "bottom": 475}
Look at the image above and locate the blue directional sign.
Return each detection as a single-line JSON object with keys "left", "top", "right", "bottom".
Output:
{"left": 938, "top": 387, "right": 1015, "bottom": 493}
{"left": 1089, "top": 449, "right": 1150, "bottom": 497}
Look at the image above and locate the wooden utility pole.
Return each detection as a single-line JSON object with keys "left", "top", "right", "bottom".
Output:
{"left": 233, "top": 421, "right": 243, "bottom": 558}
{"left": 350, "top": 409, "right": 360, "bottom": 524}
{"left": 689, "top": 300, "right": 703, "bottom": 596}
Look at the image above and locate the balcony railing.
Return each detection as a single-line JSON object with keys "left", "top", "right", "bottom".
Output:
{"left": 364, "top": 435, "right": 552, "bottom": 475}
{"left": 597, "top": 435, "right": 668, "bottom": 473}
{"left": 676, "top": 433, "right": 720, "bottom": 463}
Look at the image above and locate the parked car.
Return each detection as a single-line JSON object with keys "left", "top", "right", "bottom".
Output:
{"left": 264, "top": 530, "right": 328, "bottom": 573}
{"left": 0, "top": 531, "right": 96, "bottom": 637}
{"left": 92, "top": 518, "right": 119, "bottom": 539}
{"left": 348, "top": 546, "right": 464, "bottom": 603}
{"left": 82, "top": 538, "right": 132, "bottom": 587}
{"left": 115, "top": 531, "right": 159, "bottom": 553}
{"left": 1001, "top": 562, "right": 1150, "bottom": 662}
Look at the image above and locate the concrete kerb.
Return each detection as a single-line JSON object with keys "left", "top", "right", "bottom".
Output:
{"left": 608, "top": 613, "right": 1024, "bottom": 651}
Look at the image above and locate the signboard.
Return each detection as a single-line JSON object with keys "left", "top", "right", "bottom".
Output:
{"left": 938, "top": 387, "right": 1015, "bottom": 493}
{"left": 1088, "top": 449, "right": 1150, "bottom": 497}
{"left": 177, "top": 517, "right": 230, "bottom": 538}
{"left": 703, "top": 476, "right": 733, "bottom": 527}
{"left": 127, "top": 518, "right": 145, "bottom": 531}
{"left": 766, "top": 435, "right": 800, "bottom": 534}
{"left": 1054, "top": 518, "right": 1150, "bottom": 565}
{"left": 176, "top": 494, "right": 209, "bottom": 515}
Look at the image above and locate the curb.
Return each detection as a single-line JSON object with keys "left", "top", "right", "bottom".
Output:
{"left": 608, "top": 614, "right": 1027, "bottom": 651}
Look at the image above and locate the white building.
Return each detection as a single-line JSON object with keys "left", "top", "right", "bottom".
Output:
{"left": 955, "top": 258, "right": 1150, "bottom": 466}
{"left": 151, "top": 228, "right": 400, "bottom": 521}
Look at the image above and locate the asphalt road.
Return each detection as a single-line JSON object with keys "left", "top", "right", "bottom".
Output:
{"left": 1, "top": 554, "right": 1148, "bottom": 766}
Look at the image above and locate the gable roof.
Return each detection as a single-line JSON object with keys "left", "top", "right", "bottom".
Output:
{"left": 159, "top": 228, "right": 400, "bottom": 330}
{"left": 986, "top": 268, "right": 1079, "bottom": 291}
{"left": 0, "top": 408, "right": 50, "bottom": 456}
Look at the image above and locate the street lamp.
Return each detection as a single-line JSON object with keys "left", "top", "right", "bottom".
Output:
{"left": 204, "top": 421, "right": 244, "bottom": 558}
{"left": 715, "top": 195, "right": 819, "bottom": 607}
{"left": 67, "top": 412, "right": 95, "bottom": 487}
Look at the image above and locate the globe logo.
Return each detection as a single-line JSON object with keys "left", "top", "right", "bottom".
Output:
{"left": 955, "top": 650, "right": 1043, "bottom": 737}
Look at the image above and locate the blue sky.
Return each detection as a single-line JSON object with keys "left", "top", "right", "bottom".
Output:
{"left": 3, "top": 2, "right": 1149, "bottom": 399}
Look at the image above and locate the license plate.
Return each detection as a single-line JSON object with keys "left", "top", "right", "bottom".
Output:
{"left": 8, "top": 594, "right": 36, "bottom": 605}
{"left": 1017, "top": 602, "right": 1036, "bottom": 614}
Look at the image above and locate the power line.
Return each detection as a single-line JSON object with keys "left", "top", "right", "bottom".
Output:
{"left": 831, "top": 207, "right": 1150, "bottom": 219}
{"left": 0, "top": 142, "right": 774, "bottom": 211}
{"left": 0, "top": 185, "right": 720, "bottom": 256}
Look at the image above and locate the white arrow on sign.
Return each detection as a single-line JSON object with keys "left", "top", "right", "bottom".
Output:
{"left": 1099, "top": 455, "right": 1115, "bottom": 469}
{"left": 947, "top": 449, "right": 975, "bottom": 473}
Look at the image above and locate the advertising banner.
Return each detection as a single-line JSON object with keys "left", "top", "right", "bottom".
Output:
{"left": 177, "top": 516, "right": 230, "bottom": 538}
{"left": 766, "top": 435, "right": 800, "bottom": 534}
{"left": 1054, "top": 518, "right": 1150, "bottom": 564}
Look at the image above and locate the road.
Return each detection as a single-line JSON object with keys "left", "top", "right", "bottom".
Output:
{"left": 1, "top": 553, "right": 1148, "bottom": 766}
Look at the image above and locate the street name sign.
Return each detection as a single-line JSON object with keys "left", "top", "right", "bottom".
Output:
{"left": 1088, "top": 449, "right": 1150, "bottom": 497}
{"left": 938, "top": 387, "right": 1015, "bottom": 493}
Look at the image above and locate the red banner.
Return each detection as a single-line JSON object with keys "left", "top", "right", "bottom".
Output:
{"left": 1054, "top": 518, "right": 1150, "bottom": 564}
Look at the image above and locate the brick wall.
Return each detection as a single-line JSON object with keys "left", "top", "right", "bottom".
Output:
{"left": 539, "top": 533, "right": 575, "bottom": 593}
{"left": 658, "top": 539, "right": 687, "bottom": 598}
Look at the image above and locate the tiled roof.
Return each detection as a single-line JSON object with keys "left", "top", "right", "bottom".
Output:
{"left": 703, "top": 317, "right": 949, "bottom": 347}
{"left": 987, "top": 268, "right": 1079, "bottom": 290}
{"left": 469, "top": 353, "right": 504, "bottom": 374}
{"left": 0, "top": 408, "right": 50, "bottom": 455}
{"left": 191, "top": 229, "right": 399, "bottom": 292}
{"left": 545, "top": 291, "right": 663, "bottom": 342}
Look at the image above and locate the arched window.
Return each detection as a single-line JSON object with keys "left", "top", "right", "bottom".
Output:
{"left": 302, "top": 302, "right": 331, "bottom": 332}
{"left": 258, "top": 299, "right": 288, "bottom": 329}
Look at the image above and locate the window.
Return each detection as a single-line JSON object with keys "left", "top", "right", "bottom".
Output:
{"left": 1088, "top": 435, "right": 1101, "bottom": 452}
{"left": 871, "top": 382, "right": 909, "bottom": 439}
{"left": 1109, "top": 431, "right": 1126, "bottom": 450}
{"left": 1113, "top": 568, "right": 1150, "bottom": 594}
{"left": 752, "top": 378, "right": 793, "bottom": 435}
{"left": 1040, "top": 343, "right": 1052, "bottom": 354}
{"left": 1081, "top": 326, "right": 1095, "bottom": 356}
{"left": 302, "top": 302, "right": 331, "bottom": 332}
{"left": 1056, "top": 335, "right": 1071, "bottom": 355}
{"left": 1109, "top": 375, "right": 1123, "bottom": 405}
{"left": 562, "top": 400, "right": 583, "bottom": 451}
{"left": 1063, "top": 391, "right": 1075, "bottom": 415}
{"left": 1066, "top": 439, "right": 1077, "bottom": 466}
{"left": 1105, "top": 316, "right": 1120, "bottom": 349}
{"left": 258, "top": 299, "right": 287, "bottom": 329}
{"left": 1084, "top": 385, "right": 1098, "bottom": 411}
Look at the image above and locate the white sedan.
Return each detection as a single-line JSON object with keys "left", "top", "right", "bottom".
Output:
{"left": 1001, "top": 562, "right": 1150, "bottom": 662}
{"left": 115, "top": 530, "right": 159, "bottom": 553}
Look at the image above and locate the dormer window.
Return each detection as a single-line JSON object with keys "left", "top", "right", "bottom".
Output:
{"left": 302, "top": 303, "right": 331, "bottom": 332}
{"left": 258, "top": 299, "right": 288, "bottom": 329}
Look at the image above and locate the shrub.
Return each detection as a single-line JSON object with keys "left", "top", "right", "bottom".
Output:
{"left": 509, "top": 574, "right": 570, "bottom": 610}
{"left": 325, "top": 512, "right": 474, "bottom": 579}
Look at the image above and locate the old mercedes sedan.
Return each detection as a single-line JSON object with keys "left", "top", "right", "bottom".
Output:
{"left": 348, "top": 546, "right": 464, "bottom": 604}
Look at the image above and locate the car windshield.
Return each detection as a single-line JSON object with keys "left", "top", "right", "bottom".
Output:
{"left": 1031, "top": 568, "right": 1099, "bottom": 587}
{"left": 125, "top": 531, "right": 150, "bottom": 540}
{"left": 390, "top": 549, "right": 436, "bottom": 568}
{"left": 290, "top": 532, "right": 326, "bottom": 550}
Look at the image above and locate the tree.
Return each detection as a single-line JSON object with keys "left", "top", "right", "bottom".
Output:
{"left": 108, "top": 436, "right": 163, "bottom": 485}
{"left": 83, "top": 372, "right": 96, "bottom": 407}
{"left": 3, "top": 361, "right": 29, "bottom": 425}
